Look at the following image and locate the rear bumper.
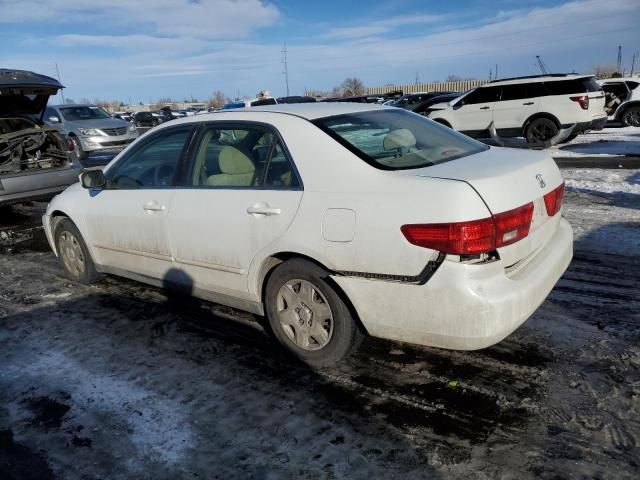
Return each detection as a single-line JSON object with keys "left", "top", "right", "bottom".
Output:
{"left": 332, "top": 218, "right": 573, "bottom": 350}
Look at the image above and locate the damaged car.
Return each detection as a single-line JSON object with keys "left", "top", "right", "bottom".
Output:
{"left": 599, "top": 77, "right": 640, "bottom": 127}
{"left": 0, "top": 69, "right": 80, "bottom": 206}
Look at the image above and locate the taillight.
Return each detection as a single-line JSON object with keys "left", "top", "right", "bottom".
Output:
{"left": 570, "top": 95, "right": 589, "bottom": 110}
{"left": 401, "top": 218, "right": 495, "bottom": 254}
{"left": 544, "top": 182, "right": 565, "bottom": 216}
{"left": 494, "top": 203, "right": 534, "bottom": 247}
{"left": 401, "top": 203, "right": 534, "bottom": 255}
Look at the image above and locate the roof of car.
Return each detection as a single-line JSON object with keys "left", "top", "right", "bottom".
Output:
{"left": 486, "top": 74, "right": 594, "bottom": 86}
{"left": 192, "top": 102, "right": 392, "bottom": 120}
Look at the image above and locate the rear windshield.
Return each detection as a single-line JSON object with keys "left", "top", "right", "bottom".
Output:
{"left": 59, "top": 105, "right": 111, "bottom": 121}
{"left": 313, "top": 109, "right": 488, "bottom": 170}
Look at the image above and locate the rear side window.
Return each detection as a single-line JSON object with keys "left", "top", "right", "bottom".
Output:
{"left": 188, "top": 125, "right": 299, "bottom": 189}
{"left": 500, "top": 83, "right": 543, "bottom": 101}
{"left": 314, "top": 109, "right": 488, "bottom": 170}
{"left": 543, "top": 78, "right": 601, "bottom": 96}
{"left": 627, "top": 81, "right": 639, "bottom": 91}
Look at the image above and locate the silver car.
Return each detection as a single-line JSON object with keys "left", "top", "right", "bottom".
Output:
{"left": 45, "top": 104, "right": 138, "bottom": 160}
{"left": 0, "top": 69, "right": 80, "bottom": 206}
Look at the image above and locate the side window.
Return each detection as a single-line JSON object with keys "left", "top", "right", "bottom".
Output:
{"left": 263, "top": 141, "right": 300, "bottom": 188}
{"left": 189, "top": 125, "right": 299, "bottom": 189}
{"left": 461, "top": 87, "right": 500, "bottom": 105}
{"left": 45, "top": 107, "right": 57, "bottom": 120}
{"left": 105, "top": 127, "right": 191, "bottom": 189}
{"left": 626, "top": 81, "right": 639, "bottom": 91}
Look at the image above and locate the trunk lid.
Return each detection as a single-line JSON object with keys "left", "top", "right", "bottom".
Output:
{"left": 399, "top": 146, "right": 565, "bottom": 266}
{"left": 0, "top": 69, "right": 63, "bottom": 119}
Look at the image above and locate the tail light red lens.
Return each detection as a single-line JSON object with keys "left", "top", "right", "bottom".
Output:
{"left": 401, "top": 202, "right": 534, "bottom": 254}
{"left": 493, "top": 203, "right": 534, "bottom": 247}
{"left": 401, "top": 218, "right": 495, "bottom": 254}
{"left": 544, "top": 182, "right": 565, "bottom": 216}
{"left": 570, "top": 95, "right": 589, "bottom": 110}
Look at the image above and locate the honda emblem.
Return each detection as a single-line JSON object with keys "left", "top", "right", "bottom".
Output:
{"left": 536, "top": 174, "right": 546, "bottom": 188}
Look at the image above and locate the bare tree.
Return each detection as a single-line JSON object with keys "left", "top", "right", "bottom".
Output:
{"left": 593, "top": 64, "right": 619, "bottom": 79}
{"left": 64, "top": 98, "right": 75, "bottom": 104}
{"left": 207, "top": 90, "right": 230, "bottom": 108}
{"left": 341, "top": 77, "right": 366, "bottom": 96}
{"left": 445, "top": 74, "right": 463, "bottom": 82}
{"left": 329, "top": 86, "right": 344, "bottom": 98}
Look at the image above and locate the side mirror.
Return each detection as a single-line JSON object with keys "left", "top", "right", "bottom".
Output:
{"left": 80, "top": 169, "right": 106, "bottom": 189}
{"left": 48, "top": 116, "right": 60, "bottom": 123}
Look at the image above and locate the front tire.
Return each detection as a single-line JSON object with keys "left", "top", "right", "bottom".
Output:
{"left": 265, "top": 259, "right": 362, "bottom": 368}
{"left": 621, "top": 106, "right": 640, "bottom": 127}
{"left": 525, "top": 117, "right": 559, "bottom": 143}
{"left": 70, "top": 136, "right": 89, "bottom": 161}
{"left": 54, "top": 218, "right": 101, "bottom": 284}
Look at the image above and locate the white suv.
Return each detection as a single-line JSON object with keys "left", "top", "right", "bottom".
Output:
{"left": 428, "top": 74, "right": 607, "bottom": 143}
{"left": 599, "top": 77, "right": 640, "bottom": 127}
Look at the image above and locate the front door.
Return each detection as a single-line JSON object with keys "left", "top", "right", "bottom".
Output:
{"left": 85, "top": 126, "right": 194, "bottom": 278}
{"left": 451, "top": 86, "right": 501, "bottom": 134}
{"left": 167, "top": 124, "right": 303, "bottom": 301}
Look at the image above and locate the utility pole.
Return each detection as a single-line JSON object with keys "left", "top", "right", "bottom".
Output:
{"left": 536, "top": 55, "right": 549, "bottom": 75}
{"left": 631, "top": 51, "right": 638, "bottom": 76}
{"left": 282, "top": 42, "right": 290, "bottom": 96}
{"left": 489, "top": 67, "right": 492, "bottom": 81}
{"left": 495, "top": 64, "right": 498, "bottom": 80}
{"left": 54, "top": 62, "right": 65, "bottom": 103}
{"left": 617, "top": 45, "right": 622, "bottom": 73}
{"left": 415, "top": 72, "right": 419, "bottom": 85}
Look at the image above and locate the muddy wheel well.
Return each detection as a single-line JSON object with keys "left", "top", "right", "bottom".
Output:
{"left": 258, "top": 252, "right": 369, "bottom": 335}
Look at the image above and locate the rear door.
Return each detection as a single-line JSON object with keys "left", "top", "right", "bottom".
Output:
{"left": 167, "top": 123, "right": 303, "bottom": 298}
{"left": 492, "top": 83, "right": 541, "bottom": 133}
{"left": 449, "top": 86, "right": 500, "bottom": 134}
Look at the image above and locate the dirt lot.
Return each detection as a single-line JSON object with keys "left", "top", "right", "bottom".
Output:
{"left": 1, "top": 185, "right": 639, "bottom": 479}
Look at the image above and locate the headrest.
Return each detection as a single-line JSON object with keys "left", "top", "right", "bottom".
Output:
{"left": 218, "top": 146, "right": 255, "bottom": 174}
{"left": 383, "top": 128, "right": 416, "bottom": 150}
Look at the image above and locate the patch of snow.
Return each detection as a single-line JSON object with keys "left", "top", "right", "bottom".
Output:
{"left": 550, "top": 127, "right": 640, "bottom": 158}
{"left": 561, "top": 169, "right": 640, "bottom": 256}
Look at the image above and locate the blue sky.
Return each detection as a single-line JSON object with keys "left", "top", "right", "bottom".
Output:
{"left": 1, "top": 0, "right": 638, "bottom": 104}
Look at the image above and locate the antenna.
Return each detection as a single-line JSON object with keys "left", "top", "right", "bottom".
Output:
{"left": 54, "top": 62, "right": 65, "bottom": 103}
{"left": 536, "top": 55, "right": 549, "bottom": 75}
{"left": 282, "top": 42, "right": 290, "bottom": 96}
{"left": 617, "top": 45, "right": 622, "bottom": 73}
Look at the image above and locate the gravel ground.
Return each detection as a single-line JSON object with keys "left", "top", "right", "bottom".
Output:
{"left": 1, "top": 180, "right": 639, "bottom": 479}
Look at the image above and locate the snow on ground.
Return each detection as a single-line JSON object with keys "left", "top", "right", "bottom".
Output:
{"left": 562, "top": 168, "right": 640, "bottom": 256}
{"left": 549, "top": 126, "right": 640, "bottom": 157}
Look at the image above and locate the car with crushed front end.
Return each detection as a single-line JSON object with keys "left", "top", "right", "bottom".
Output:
{"left": 0, "top": 69, "right": 80, "bottom": 206}
{"left": 42, "top": 103, "right": 573, "bottom": 367}
{"left": 45, "top": 104, "right": 138, "bottom": 160}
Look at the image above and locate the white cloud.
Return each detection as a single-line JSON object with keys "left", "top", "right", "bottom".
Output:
{"left": 324, "top": 14, "right": 444, "bottom": 39}
{"left": 0, "top": 0, "right": 280, "bottom": 38}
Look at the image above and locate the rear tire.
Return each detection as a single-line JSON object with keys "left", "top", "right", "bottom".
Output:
{"left": 525, "top": 117, "right": 559, "bottom": 144}
{"left": 621, "top": 106, "right": 640, "bottom": 127}
{"left": 264, "top": 259, "right": 363, "bottom": 368}
{"left": 54, "top": 218, "right": 102, "bottom": 284}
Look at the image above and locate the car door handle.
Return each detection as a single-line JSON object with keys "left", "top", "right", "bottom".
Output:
{"left": 247, "top": 204, "right": 281, "bottom": 216}
{"left": 480, "top": 106, "right": 491, "bottom": 110}
{"left": 143, "top": 201, "right": 166, "bottom": 212}
{"left": 522, "top": 102, "right": 535, "bottom": 105}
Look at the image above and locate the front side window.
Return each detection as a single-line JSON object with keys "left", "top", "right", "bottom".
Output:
{"left": 188, "top": 125, "right": 299, "bottom": 189}
{"left": 105, "top": 127, "right": 192, "bottom": 189}
{"left": 59, "top": 105, "right": 111, "bottom": 121}
{"left": 314, "top": 109, "right": 488, "bottom": 170}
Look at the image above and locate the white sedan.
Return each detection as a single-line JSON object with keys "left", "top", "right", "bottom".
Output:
{"left": 43, "top": 103, "right": 572, "bottom": 367}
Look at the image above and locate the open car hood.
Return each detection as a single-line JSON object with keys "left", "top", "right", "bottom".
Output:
{"left": 0, "top": 69, "right": 63, "bottom": 118}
